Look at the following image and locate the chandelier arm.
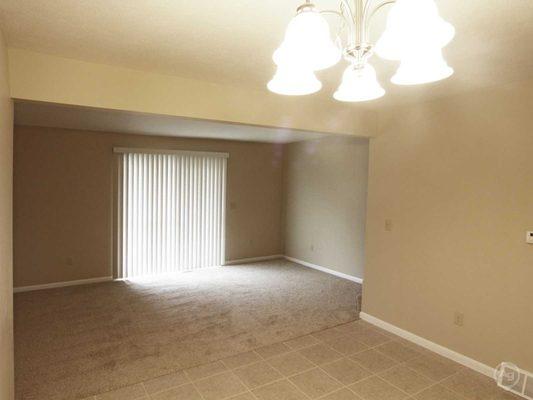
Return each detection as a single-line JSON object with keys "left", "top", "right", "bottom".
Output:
{"left": 322, "top": 9, "right": 349, "bottom": 44}
{"left": 363, "top": 0, "right": 374, "bottom": 21}
{"left": 365, "top": 0, "right": 396, "bottom": 20}
{"left": 363, "top": 0, "right": 396, "bottom": 41}
{"left": 351, "top": 0, "right": 366, "bottom": 45}
{"left": 319, "top": 9, "right": 343, "bottom": 18}
{"left": 361, "top": 0, "right": 373, "bottom": 43}
{"left": 320, "top": 9, "right": 349, "bottom": 47}
{"left": 340, "top": 0, "right": 357, "bottom": 47}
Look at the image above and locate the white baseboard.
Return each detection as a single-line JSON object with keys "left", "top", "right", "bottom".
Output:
{"left": 224, "top": 254, "right": 284, "bottom": 266}
{"left": 284, "top": 255, "right": 363, "bottom": 284}
{"left": 13, "top": 276, "right": 114, "bottom": 293}
{"left": 360, "top": 312, "right": 495, "bottom": 378}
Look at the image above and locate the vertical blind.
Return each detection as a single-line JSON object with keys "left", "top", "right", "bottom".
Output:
{"left": 116, "top": 149, "right": 228, "bottom": 279}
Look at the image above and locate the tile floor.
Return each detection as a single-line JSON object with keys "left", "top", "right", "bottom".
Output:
{"left": 83, "top": 320, "right": 521, "bottom": 400}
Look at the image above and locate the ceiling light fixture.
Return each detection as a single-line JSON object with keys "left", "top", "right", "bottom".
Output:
{"left": 268, "top": 65, "right": 322, "bottom": 95}
{"left": 268, "top": 0, "right": 455, "bottom": 102}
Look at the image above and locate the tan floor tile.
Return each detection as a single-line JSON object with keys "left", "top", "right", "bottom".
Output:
{"left": 355, "top": 320, "right": 375, "bottom": 329}
{"left": 491, "top": 390, "right": 525, "bottom": 400}
{"left": 312, "top": 327, "right": 346, "bottom": 342}
{"left": 290, "top": 368, "right": 342, "bottom": 399}
{"left": 321, "top": 388, "right": 364, "bottom": 400}
{"left": 299, "top": 344, "right": 343, "bottom": 365}
{"left": 379, "top": 365, "right": 434, "bottom": 395}
{"left": 349, "top": 376, "right": 409, "bottom": 400}
{"left": 222, "top": 351, "right": 262, "bottom": 369}
{"left": 151, "top": 383, "right": 202, "bottom": 400}
{"left": 414, "top": 385, "right": 465, "bottom": 400}
{"left": 366, "top": 326, "right": 398, "bottom": 339}
{"left": 227, "top": 393, "right": 257, "bottom": 400}
{"left": 327, "top": 335, "right": 369, "bottom": 356}
{"left": 375, "top": 341, "right": 421, "bottom": 362}
{"left": 284, "top": 335, "right": 320, "bottom": 350}
{"left": 335, "top": 321, "right": 368, "bottom": 336}
{"left": 268, "top": 351, "right": 315, "bottom": 376}
{"left": 355, "top": 329, "right": 392, "bottom": 347}
{"left": 233, "top": 361, "right": 283, "bottom": 389}
{"left": 142, "top": 370, "right": 189, "bottom": 394}
{"left": 321, "top": 358, "right": 372, "bottom": 385}
{"left": 256, "top": 342, "right": 292, "bottom": 359}
{"left": 407, "top": 354, "right": 462, "bottom": 381}
{"left": 441, "top": 369, "right": 500, "bottom": 400}
{"left": 194, "top": 371, "right": 248, "bottom": 400}
{"left": 252, "top": 380, "right": 307, "bottom": 400}
{"left": 95, "top": 384, "right": 146, "bottom": 400}
{"left": 185, "top": 361, "right": 228, "bottom": 381}
{"left": 350, "top": 349, "right": 399, "bottom": 373}
{"left": 396, "top": 338, "right": 434, "bottom": 355}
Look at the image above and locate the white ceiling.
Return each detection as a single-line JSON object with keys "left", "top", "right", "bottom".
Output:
{"left": 14, "top": 101, "right": 332, "bottom": 143}
{"left": 2, "top": 1, "right": 533, "bottom": 109}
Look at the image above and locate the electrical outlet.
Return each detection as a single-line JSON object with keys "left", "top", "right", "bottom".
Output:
{"left": 385, "top": 219, "right": 393, "bottom": 231}
{"left": 454, "top": 311, "right": 464, "bottom": 327}
{"left": 527, "top": 231, "right": 533, "bottom": 244}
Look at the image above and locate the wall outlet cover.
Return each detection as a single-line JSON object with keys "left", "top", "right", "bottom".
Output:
{"left": 454, "top": 311, "right": 464, "bottom": 327}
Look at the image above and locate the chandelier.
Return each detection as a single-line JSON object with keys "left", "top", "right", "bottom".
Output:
{"left": 268, "top": 0, "right": 455, "bottom": 102}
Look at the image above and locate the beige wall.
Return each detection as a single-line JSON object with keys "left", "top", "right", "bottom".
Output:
{"left": 0, "top": 31, "right": 14, "bottom": 400}
{"left": 364, "top": 79, "right": 533, "bottom": 371}
{"left": 8, "top": 49, "right": 377, "bottom": 137}
{"left": 283, "top": 136, "right": 369, "bottom": 279}
{"left": 14, "top": 126, "right": 284, "bottom": 287}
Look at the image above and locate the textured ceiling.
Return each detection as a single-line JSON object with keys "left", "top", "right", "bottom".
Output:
{"left": 1, "top": 0, "right": 533, "bottom": 109}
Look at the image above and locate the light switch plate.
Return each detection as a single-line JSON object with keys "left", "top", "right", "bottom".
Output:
{"left": 527, "top": 231, "right": 533, "bottom": 244}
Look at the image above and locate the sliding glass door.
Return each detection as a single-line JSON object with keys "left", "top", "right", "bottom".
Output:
{"left": 116, "top": 149, "right": 227, "bottom": 279}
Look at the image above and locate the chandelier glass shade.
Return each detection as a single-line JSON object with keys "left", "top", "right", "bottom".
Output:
{"left": 268, "top": 0, "right": 455, "bottom": 102}
{"left": 374, "top": 0, "right": 455, "bottom": 61}
{"left": 334, "top": 63, "right": 385, "bottom": 102}
{"left": 273, "top": 6, "right": 342, "bottom": 71}
{"left": 391, "top": 48, "right": 454, "bottom": 85}
{"left": 268, "top": 65, "right": 322, "bottom": 95}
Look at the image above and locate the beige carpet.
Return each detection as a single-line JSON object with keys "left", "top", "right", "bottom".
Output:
{"left": 14, "top": 259, "right": 361, "bottom": 400}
